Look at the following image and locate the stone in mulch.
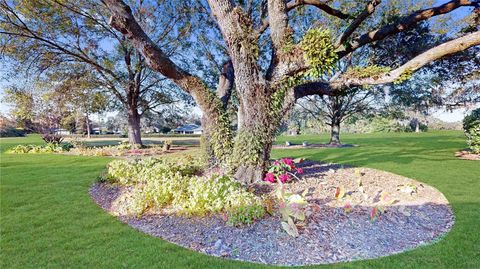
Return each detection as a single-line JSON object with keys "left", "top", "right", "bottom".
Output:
{"left": 90, "top": 161, "right": 454, "bottom": 266}
{"left": 455, "top": 150, "right": 480, "bottom": 160}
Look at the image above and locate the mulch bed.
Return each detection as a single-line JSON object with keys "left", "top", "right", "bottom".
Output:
{"left": 65, "top": 146, "right": 191, "bottom": 157}
{"left": 273, "top": 144, "right": 357, "bottom": 149}
{"left": 455, "top": 150, "right": 480, "bottom": 160}
{"left": 90, "top": 161, "right": 454, "bottom": 266}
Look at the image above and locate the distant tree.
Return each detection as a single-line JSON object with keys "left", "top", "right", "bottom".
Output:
{"left": 0, "top": 0, "right": 192, "bottom": 146}
{"left": 48, "top": 72, "right": 109, "bottom": 138}
{"left": 2, "top": 86, "right": 35, "bottom": 131}
{"left": 299, "top": 89, "right": 380, "bottom": 144}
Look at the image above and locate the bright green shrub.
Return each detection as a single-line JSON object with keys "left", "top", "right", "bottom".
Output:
{"left": 106, "top": 158, "right": 265, "bottom": 225}
{"left": 112, "top": 187, "right": 150, "bottom": 217}
{"left": 463, "top": 108, "right": 480, "bottom": 153}
{"left": 7, "top": 143, "right": 69, "bottom": 154}
{"left": 106, "top": 156, "right": 203, "bottom": 184}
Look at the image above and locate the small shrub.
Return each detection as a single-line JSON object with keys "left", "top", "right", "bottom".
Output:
{"left": 7, "top": 143, "right": 69, "bottom": 154}
{"left": 117, "top": 141, "right": 132, "bottom": 150}
{"left": 463, "top": 108, "right": 480, "bottom": 154}
{"left": 105, "top": 158, "right": 265, "bottom": 225}
{"left": 41, "top": 133, "right": 64, "bottom": 144}
{"left": 0, "top": 127, "right": 26, "bottom": 137}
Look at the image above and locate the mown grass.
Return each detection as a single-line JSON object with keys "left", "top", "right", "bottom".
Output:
{"left": 1, "top": 131, "right": 479, "bottom": 268}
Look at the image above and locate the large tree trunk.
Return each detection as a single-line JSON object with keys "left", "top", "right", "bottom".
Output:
{"left": 329, "top": 120, "right": 341, "bottom": 145}
{"left": 126, "top": 105, "right": 142, "bottom": 147}
{"left": 231, "top": 85, "right": 277, "bottom": 185}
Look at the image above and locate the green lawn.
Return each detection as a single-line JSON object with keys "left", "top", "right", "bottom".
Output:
{"left": 1, "top": 131, "right": 479, "bottom": 268}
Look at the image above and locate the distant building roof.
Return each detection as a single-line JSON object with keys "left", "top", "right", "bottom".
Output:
{"left": 174, "top": 124, "right": 202, "bottom": 132}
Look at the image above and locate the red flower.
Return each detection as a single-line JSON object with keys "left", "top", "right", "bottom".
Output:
{"left": 279, "top": 173, "right": 290, "bottom": 183}
{"left": 296, "top": 168, "right": 304, "bottom": 174}
{"left": 264, "top": 172, "right": 276, "bottom": 183}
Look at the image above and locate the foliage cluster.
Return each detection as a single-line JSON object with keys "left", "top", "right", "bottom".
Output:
{"left": 276, "top": 187, "right": 310, "bottom": 237}
{"left": 463, "top": 108, "right": 480, "bottom": 153}
{"left": 300, "top": 28, "right": 337, "bottom": 78}
{"left": 7, "top": 143, "right": 71, "bottom": 154}
{"left": 263, "top": 158, "right": 309, "bottom": 237}
{"left": 41, "top": 133, "right": 64, "bottom": 144}
{"left": 344, "top": 65, "right": 391, "bottom": 79}
{"left": 105, "top": 157, "right": 265, "bottom": 225}
{"left": 0, "top": 127, "right": 26, "bottom": 137}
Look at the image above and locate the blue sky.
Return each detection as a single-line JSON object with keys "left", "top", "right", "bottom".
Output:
{"left": 0, "top": 0, "right": 477, "bottom": 122}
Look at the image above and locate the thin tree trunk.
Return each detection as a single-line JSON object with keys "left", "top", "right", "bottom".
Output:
{"left": 329, "top": 120, "right": 341, "bottom": 145}
{"left": 85, "top": 113, "right": 91, "bottom": 139}
{"left": 127, "top": 106, "right": 142, "bottom": 147}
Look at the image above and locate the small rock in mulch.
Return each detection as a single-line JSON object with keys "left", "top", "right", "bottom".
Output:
{"left": 455, "top": 150, "right": 480, "bottom": 161}
{"left": 90, "top": 161, "right": 454, "bottom": 266}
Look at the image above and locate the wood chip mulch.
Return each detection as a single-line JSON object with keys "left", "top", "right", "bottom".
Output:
{"left": 455, "top": 150, "right": 480, "bottom": 160}
{"left": 90, "top": 160, "right": 454, "bottom": 266}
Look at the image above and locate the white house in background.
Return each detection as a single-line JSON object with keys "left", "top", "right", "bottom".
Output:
{"left": 174, "top": 124, "right": 203, "bottom": 134}
{"left": 54, "top": 128, "right": 71, "bottom": 135}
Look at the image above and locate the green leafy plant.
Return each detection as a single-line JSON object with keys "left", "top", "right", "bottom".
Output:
{"left": 463, "top": 108, "right": 480, "bottom": 153}
{"left": 344, "top": 65, "right": 391, "bottom": 79}
{"left": 370, "top": 191, "right": 398, "bottom": 221}
{"left": 264, "top": 158, "right": 304, "bottom": 183}
{"left": 276, "top": 186, "right": 310, "bottom": 237}
{"left": 300, "top": 28, "right": 337, "bottom": 78}
{"left": 7, "top": 143, "right": 69, "bottom": 154}
{"left": 105, "top": 158, "right": 265, "bottom": 225}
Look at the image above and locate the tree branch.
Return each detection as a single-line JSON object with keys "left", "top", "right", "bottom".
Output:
{"left": 103, "top": 0, "right": 218, "bottom": 112}
{"left": 334, "top": 31, "right": 480, "bottom": 87}
{"left": 334, "top": 0, "right": 381, "bottom": 48}
{"left": 257, "top": 0, "right": 350, "bottom": 34}
{"left": 216, "top": 60, "right": 235, "bottom": 109}
{"left": 336, "top": 0, "right": 479, "bottom": 58}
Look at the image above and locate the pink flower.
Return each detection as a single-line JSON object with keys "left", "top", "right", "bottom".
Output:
{"left": 370, "top": 207, "right": 377, "bottom": 220}
{"left": 296, "top": 168, "right": 304, "bottom": 174}
{"left": 282, "top": 158, "right": 295, "bottom": 169}
{"left": 264, "top": 172, "right": 276, "bottom": 183}
{"left": 273, "top": 160, "right": 280, "bottom": 166}
{"left": 279, "top": 173, "right": 290, "bottom": 183}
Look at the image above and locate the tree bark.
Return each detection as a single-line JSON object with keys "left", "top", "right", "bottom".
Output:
{"left": 85, "top": 112, "right": 91, "bottom": 139}
{"left": 231, "top": 89, "right": 277, "bottom": 184}
{"left": 329, "top": 120, "right": 341, "bottom": 145}
{"left": 126, "top": 105, "right": 142, "bottom": 147}
{"left": 414, "top": 118, "right": 420, "bottom": 133}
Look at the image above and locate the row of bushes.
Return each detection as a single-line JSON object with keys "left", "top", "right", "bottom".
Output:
{"left": 105, "top": 156, "right": 265, "bottom": 225}
{"left": 0, "top": 127, "right": 26, "bottom": 137}
{"left": 7, "top": 143, "right": 72, "bottom": 153}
